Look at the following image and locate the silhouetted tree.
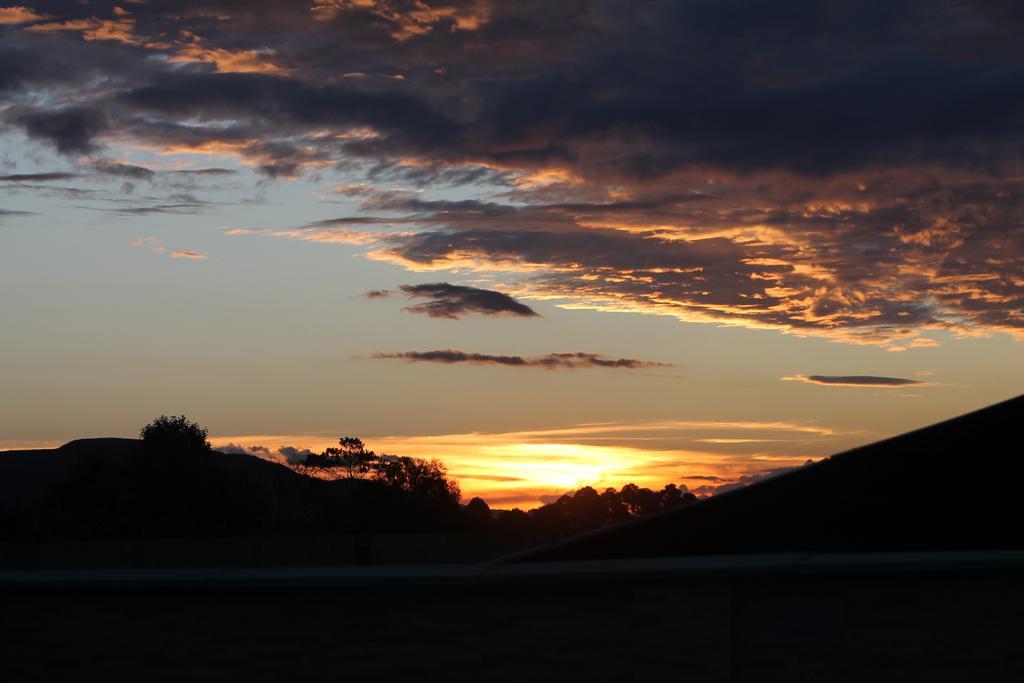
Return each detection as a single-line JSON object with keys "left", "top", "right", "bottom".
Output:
{"left": 620, "top": 483, "right": 661, "bottom": 518}
{"left": 495, "top": 508, "right": 531, "bottom": 534}
{"left": 569, "top": 486, "right": 608, "bottom": 531}
{"left": 660, "top": 483, "right": 684, "bottom": 507}
{"left": 464, "top": 497, "right": 492, "bottom": 528}
{"left": 376, "top": 456, "right": 460, "bottom": 504}
{"left": 304, "top": 437, "right": 378, "bottom": 480}
{"left": 601, "top": 487, "right": 630, "bottom": 523}
{"left": 139, "top": 415, "right": 210, "bottom": 455}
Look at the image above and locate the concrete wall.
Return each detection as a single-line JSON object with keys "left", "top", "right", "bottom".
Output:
{"left": 2, "top": 554, "right": 1022, "bottom": 682}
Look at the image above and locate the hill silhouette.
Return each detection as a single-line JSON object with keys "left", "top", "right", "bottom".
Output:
{"left": 0, "top": 438, "right": 463, "bottom": 541}
{"left": 509, "top": 394, "right": 1024, "bottom": 562}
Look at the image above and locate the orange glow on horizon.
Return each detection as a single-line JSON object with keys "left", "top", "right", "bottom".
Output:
{"left": 211, "top": 419, "right": 836, "bottom": 509}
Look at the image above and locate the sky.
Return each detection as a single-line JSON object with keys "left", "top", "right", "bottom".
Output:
{"left": 1, "top": 0, "right": 1023, "bottom": 508}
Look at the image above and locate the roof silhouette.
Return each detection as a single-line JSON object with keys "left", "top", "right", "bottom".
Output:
{"left": 508, "top": 394, "right": 1024, "bottom": 562}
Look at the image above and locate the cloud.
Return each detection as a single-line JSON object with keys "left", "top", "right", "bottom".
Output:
{"left": 0, "top": 172, "right": 78, "bottom": 182}
{"left": 8, "top": 2, "right": 1024, "bottom": 178}
{"left": 364, "top": 289, "right": 391, "bottom": 298}
{"left": 131, "top": 236, "right": 164, "bottom": 254}
{"left": 166, "top": 41, "right": 285, "bottom": 75}
{"left": 89, "top": 160, "right": 154, "bottom": 180}
{"left": 3, "top": 0, "right": 1024, "bottom": 346}
{"left": 0, "top": 6, "right": 46, "bottom": 25}
{"left": 395, "top": 282, "right": 538, "bottom": 319}
{"left": 689, "top": 462, "right": 815, "bottom": 497}
{"left": 24, "top": 14, "right": 141, "bottom": 46}
{"left": 214, "top": 442, "right": 311, "bottom": 465}
{"left": 169, "top": 249, "right": 208, "bottom": 260}
{"left": 214, "top": 443, "right": 252, "bottom": 455}
{"left": 134, "top": 237, "right": 208, "bottom": 260}
{"left": 13, "top": 107, "right": 106, "bottom": 154}
{"left": 110, "top": 202, "right": 210, "bottom": 215}
{"left": 783, "top": 374, "right": 925, "bottom": 387}
{"left": 168, "top": 168, "right": 237, "bottom": 176}
{"left": 372, "top": 349, "right": 671, "bottom": 370}
{"left": 277, "top": 446, "right": 314, "bottom": 465}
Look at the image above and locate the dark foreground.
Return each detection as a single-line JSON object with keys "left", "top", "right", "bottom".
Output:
{"left": 3, "top": 551, "right": 1022, "bottom": 682}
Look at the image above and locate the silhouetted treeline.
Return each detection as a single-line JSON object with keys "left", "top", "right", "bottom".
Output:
{"left": 463, "top": 483, "right": 697, "bottom": 538}
{"left": 298, "top": 436, "right": 461, "bottom": 503}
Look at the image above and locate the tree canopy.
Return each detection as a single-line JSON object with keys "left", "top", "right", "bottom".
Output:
{"left": 139, "top": 415, "right": 210, "bottom": 455}
{"left": 304, "top": 437, "right": 378, "bottom": 479}
{"left": 299, "top": 436, "right": 461, "bottom": 505}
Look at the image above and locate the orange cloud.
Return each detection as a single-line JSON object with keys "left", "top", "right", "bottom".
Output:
{"left": 782, "top": 374, "right": 927, "bottom": 388}
{"left": 131, "top": 236, "right": 165, "bottom": 254}
{"left": 226, "top": 226, "right": 411, "bottom": 246}
{"left": 169, "top": 249, "right": 208, "bottom": 260}
{"left": 25, "top": 16, "right": 141, "bottom": 45}
{"left": 168, "top": 40, "right": 285, "bottom": 75}
{"left": 310, "top": 0, "right": 490, "bottom": 40}
{"left": 0, "top": 6, "right": 47, "bottom": 24}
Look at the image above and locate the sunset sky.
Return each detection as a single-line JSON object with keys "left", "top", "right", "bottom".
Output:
{"left": 2, "top": 1, "right": 1023, "bottom": 508}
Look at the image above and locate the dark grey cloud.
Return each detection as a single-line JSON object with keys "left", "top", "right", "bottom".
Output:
{"left": 690, "top": 461, "right": 814, "bottom": 497}
{"left": 364, "top": 289, "right": 392, "bottom": 299}
{"left": 278, "top": 446, "right": 315, "bottom": 465}
{"left": 90, "top": 161, "right": 155, "bottom": 181}
{"left": 15, "top": 107, "right": 106, "bottom": 154}
{"left": 12, "top": 1, "right": 1024, "bottom": 177}
{"left": 102, "top": 202, "right": 211, "bottom": 216}
{"left": 397, "top": 282, "right": 538, "bottom": 319}
{"left": 785, "top": 374, "right": 925, "bottom": 387}
{"left": 167, "top": 168, "right": 237, "bottom": 176}
{"left": 0, "top": 172, "right": 78, "bottom": 182}
{"left": 373, "top": 349, "right": 672, "bottom": 370}
{"left": 112, "top": 71, "right": 461, "bottom": 173}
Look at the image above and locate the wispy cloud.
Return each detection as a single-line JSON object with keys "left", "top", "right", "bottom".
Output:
{"left": 372, "top": 349, "right": 672, "bottom": 370}
{"left": 89, "top": 160, "right": 154, "bottom": 180}
{"left": 167, "top": 168, "right": 237, "bottom": 176}
{"left": 133, "top": 237, "right": 207, "bottom": 260}
{"left": 109, "top": 202, "right": 210, "bottom": 216}
{"left": 170, "top": 249, "right": 208, "bottom": 260}
{"left": 782, "top": 374, "right": 925, "bottom": 387}
{"left": 132, "top": 236, "right": 164, "bottom": 254}
{"left": 0, "top": 172, "right": 77, "bottom": 182}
